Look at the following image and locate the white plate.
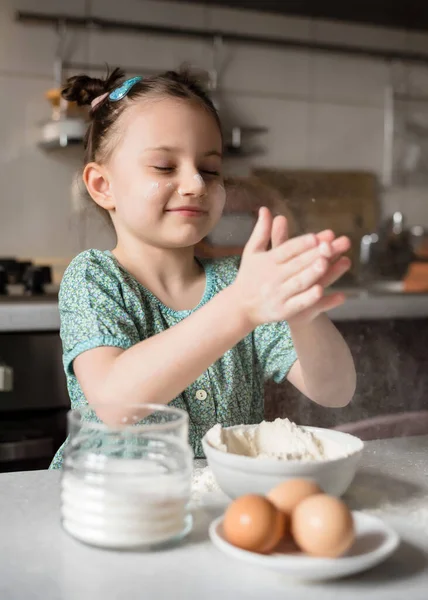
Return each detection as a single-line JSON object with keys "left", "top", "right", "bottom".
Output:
{"left": 209, "top": 511, "right": 399, "bottom": 582}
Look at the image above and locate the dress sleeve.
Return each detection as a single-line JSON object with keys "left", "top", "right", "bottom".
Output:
{"left": 253, "top": 320, "right": 298, "bottom": 383}
{"left": 59, "top": 251, "right": 140, "bottom": 375}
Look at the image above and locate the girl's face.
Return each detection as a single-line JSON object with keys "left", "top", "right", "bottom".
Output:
{"left": 104, "top": 97, "right": 225, "bottom": 249}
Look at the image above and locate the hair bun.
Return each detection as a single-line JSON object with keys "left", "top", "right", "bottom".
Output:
{"left": 61, "top": 67, "right": 125, "bottom": 106}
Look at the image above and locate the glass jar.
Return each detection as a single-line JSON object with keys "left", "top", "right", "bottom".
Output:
{"left": 60, "top": 404, "right": 193, "bottom": 550}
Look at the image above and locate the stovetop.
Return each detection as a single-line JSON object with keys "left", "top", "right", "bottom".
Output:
{"left": 0, "top": 258, "right": 59, "bottom": 300}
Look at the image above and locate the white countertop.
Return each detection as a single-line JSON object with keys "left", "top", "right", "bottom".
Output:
{"left": 0, "top": 436, "right": 427, "bottom": 600}
{"left": 0, "top": 300, "right": 60, "bottom": 332}
{"left": 1, "top": 291, "right": 428, "bottom": 332}
{"left": 329, "top": 291, "right": 428, "bottom": 321}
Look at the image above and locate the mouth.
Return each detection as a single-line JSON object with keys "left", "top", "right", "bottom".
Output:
{"left": 166, "top": 206, "right": 208, "bottom": 217}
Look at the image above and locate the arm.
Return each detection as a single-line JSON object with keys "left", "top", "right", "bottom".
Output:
{"left": 267, "top": 216, "right": 356, "bottom": 407}
{"left": 287, "top": 315, "right": 356, "bottom": 408}
{"left": 74, "top": 284, "right": 252, "bottom": 424}
{"left": 75, "top": 209, "right": 353, "bottom": 424}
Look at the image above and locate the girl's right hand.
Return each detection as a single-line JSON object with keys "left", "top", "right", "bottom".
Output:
{"left": 232, "top": 207, "right": 350, "bottom": 328}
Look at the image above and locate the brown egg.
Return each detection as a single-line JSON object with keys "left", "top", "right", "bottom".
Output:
{"left": 267, "top": 479, "right": 322, "bottom": 515}
{"left": 223, "top": 494, "right": 286, "bottom": 553}
{"left": 291, "top": 494, "right": 355, "bottom": 558}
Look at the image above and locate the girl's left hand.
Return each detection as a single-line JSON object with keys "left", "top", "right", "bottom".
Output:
{"left": 270, "top": 216, "right": 351, "bottom": 326}
{"left": 314, "top": 229, "right": 352, "bottom": 288}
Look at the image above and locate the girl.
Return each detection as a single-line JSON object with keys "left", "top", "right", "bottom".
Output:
{"left": 50, "top": 67, "right": 356, "bottom": 468}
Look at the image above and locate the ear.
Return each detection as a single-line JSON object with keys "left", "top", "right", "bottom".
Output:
{"left": 83, "top": 162, "right": 115, "bottom": 211}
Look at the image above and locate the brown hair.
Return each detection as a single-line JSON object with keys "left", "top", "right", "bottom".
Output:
{"left": 62, "top": 66, "right": 222, "bottom": 166}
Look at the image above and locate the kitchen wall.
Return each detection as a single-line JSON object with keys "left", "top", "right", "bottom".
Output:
{"left": 1, "top": 0, "right": 428, "bottom": 262}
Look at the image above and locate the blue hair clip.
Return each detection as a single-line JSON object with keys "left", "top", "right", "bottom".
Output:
{"left": 109, "top": 76, "right": 143, "bottom": 102}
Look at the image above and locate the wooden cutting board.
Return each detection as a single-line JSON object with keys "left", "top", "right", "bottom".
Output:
{"left": 253, "top": 169, "right": 380, "bottom": 280}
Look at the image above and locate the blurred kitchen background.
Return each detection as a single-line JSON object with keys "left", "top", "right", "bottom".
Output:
{"left": 1, "top": 0, "right": 428, "bottom": 471}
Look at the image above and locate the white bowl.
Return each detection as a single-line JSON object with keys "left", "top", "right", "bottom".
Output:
{"left": 202, "top": 425, "right": 364, "bottom": 499}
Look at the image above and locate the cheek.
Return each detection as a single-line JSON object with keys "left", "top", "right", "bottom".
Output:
{"left": 119, "top": 180, "right": 168, "bottom": 220}
{"left": 144, "top": 181, "right": 161, "bottom": 202}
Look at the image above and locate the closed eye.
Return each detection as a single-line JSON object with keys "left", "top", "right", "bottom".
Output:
{"left": 201, "top": 170, "right": 220, "bottom": 176}
{"left": 153, "top": 167, "right": 220, "bottom": 176}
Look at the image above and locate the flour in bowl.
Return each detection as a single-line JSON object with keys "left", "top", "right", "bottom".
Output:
{"left": 206, "top": 418, "right": 342, "bottom": 461}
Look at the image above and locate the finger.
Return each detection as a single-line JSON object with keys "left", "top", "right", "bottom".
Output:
{"left": 293, "top": 230, "right": 349, "bottom": 254}
{"left": 281, "top": 258, "right": 329, "bottom": 301}
{"left": 289, "top": 292, "right": 346, "bottom": 324}
{"left": 316, "top": 229, "right": 335, "bottom": 243}
{"left": 277, "top": 240, "right": 344, "bottom": 281}
{"left": 273, "top": 233, "right": 350, "bottom": 273}
{"left": 271, "top": 215, "right": 288, "bottom": 248}
{"left": 330, "top": 236, "right": 351, "bottom": 256}
{"left": 244, "top": 207, "right": 273, "bottom": 254}
{"left": 283, "top": 284, "right": 324, "bottom": 319}
{"left": 276, "top": 236, "right": 350, "bottom": 284}
{"left": 318, "top": 257, "right": 351, "bottom": 288}
{"left": 318, "top": 236, "right": 351, "bottom": 260}
{"left": 274, "top": 232, "right": 350, "bottom": 265}
{"left": 272, "top": 232, "right": 318, "bottom": 263}
{"left": 279, "top": 246, "right": 328, "bottom": 281}
{"left": 321, "top": 292, "right": 347, "bottom": 310}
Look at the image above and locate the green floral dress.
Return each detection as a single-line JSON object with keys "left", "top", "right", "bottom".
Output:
{"left": 49, "top": 250, "right": 297, "bottom": 468}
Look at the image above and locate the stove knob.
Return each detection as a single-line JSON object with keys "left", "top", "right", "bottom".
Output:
{"left": 0, "top": 266, "right": 7, "bottom": 295}
{"left": 23, "top": 266, "right": 45, "bottom": 295}
{"left": 17, "top": 261, "right": 32, "bottom": 284}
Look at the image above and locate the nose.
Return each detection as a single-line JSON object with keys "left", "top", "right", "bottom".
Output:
{"left": 177, "top": 171, "right": 206, "bottom": 199}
